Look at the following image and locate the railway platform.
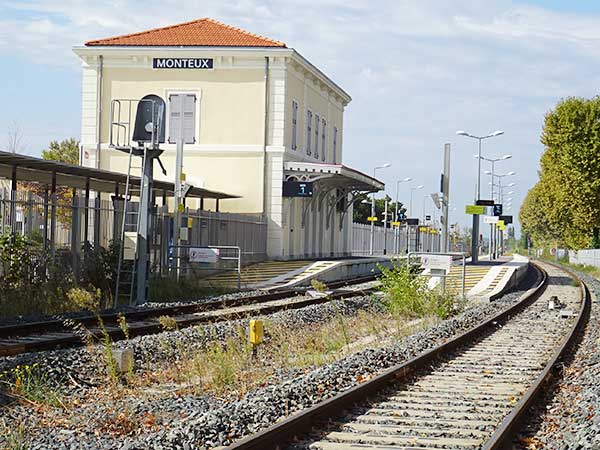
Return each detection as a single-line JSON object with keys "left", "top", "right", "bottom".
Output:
{"left": 443, "top": 254, "right": 529, "bottom": 300}
{"left": 200, "top": 257, "right": 392, "bottom": 290}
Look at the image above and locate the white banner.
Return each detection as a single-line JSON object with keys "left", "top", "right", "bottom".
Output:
{"left": 484, "top": 215, "right": 499, "bottom": 224}
{"left": 420, "top": 254, "right": 452, "bottom": 272}
{"left": 189, "top": 247, "right": 220, "bottom": 263}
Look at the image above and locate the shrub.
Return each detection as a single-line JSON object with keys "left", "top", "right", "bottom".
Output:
{"left": 378, "top": 260, "right": 454, "bottom": 319}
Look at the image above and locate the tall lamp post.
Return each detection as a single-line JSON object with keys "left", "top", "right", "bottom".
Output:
{"left": 477, "top": 154, "right": 511, "bottom": 259}
{"left": 408, "top": 185, "right": 424, "bottom": 253}
{"left": 393, "top": 177, "right": 412, "bottom": 254}
{"left": 370, "top": 163, "right": 391, "bottom": 255}
{"left": 456, "top": 129, "right": 504, "bottom": 263}
{"left": 487, "top": 171, "right": 516, "bottom": 257}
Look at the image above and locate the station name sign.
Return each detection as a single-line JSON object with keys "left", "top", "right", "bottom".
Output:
{"left": 153, "top": 58, "right": 214, "bottom": 69}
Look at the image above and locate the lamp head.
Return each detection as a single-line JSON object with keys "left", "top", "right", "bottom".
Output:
{"left": 491, "top": 130, "right": 504, "bottom": 137}
{"left": 456, "top": 130, "right": 468, "bottom": 136}
{"left": 502, "top": 154, "right": 512, "bottom": 160}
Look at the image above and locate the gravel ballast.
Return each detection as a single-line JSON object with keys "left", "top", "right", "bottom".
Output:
{"left": 517, "top": 265, "right": 600, "bottom": 449}
{"left": 2, "top": 269, "right": 537, "bottom": 450}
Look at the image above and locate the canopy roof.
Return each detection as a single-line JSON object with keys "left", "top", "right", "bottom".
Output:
{"left": 283, "top": 162, "right": 385, "bottom": 193}
{"left": 0, "top": 150, "right": 237, "bottom": 200}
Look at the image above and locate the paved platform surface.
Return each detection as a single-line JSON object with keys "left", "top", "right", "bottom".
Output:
{"left": 443, "top": 254, "right": 529, "bottom": 299}
{"left": 200, "top": 257, "right": 388, "bottom": 290}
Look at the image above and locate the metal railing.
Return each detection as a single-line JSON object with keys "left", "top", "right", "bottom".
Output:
{"left": 169, "top": 245, "right": 241, "bottom": 289}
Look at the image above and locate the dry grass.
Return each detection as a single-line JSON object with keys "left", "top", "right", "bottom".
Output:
{"left": 144, "top": 308, "right": 439, "bottom": 397}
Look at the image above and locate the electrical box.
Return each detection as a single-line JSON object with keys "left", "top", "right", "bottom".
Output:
{"left": 249, "top": 319, "right": 264, "bottom": 345}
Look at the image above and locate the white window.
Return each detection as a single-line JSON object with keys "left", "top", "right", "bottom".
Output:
{"left": 314, "top": 114, "right": 320, "bottom": 159}
{"left": 333, "top": 126, "right": 338, "bottom": 164}
{"left": 291, "top": 100, "right": 298, "bottom": 151}
{"left": 321, "top": 119, "right": 326, "bottom": 162}
{"left": 306, "top": 110, "right": 312, "bottom": 155}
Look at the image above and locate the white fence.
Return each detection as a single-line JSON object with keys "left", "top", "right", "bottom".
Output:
{"left": 568, "top": 249, "right": 600, "bottom": 267}
{"left": 351, "top": 222, "right": 441, "bottom": 256}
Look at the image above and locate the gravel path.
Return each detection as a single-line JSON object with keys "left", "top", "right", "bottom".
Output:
{"left": 1, "top": 268, "right": 538, "bottom": 450}
{"left": 516, "top": 264, "right": 600, "bottom": 449}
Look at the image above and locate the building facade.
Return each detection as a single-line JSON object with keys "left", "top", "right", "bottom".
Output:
{"left": 74, "top": 18, "right": 383, "bottom": 259}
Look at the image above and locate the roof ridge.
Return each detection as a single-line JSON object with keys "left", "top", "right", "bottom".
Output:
{"left": 202, "top": 18, "right": 285, "bottom": 47}
{"left": 85, "top": 17, "right": 286, "bottom": 47}
{"left": 85, "top": 18, "right": 210, "bottom": 46}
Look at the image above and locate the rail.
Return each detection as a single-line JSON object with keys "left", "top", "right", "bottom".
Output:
{"left": 224, "top": 261, "right": 588, "bottom": 450}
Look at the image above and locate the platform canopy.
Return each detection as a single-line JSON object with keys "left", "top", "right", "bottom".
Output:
{"left": 283, "top": 162, "right": 384, "bottom": 193}
{"left": 0, "top": 150, "right": 237, "bottom": 200}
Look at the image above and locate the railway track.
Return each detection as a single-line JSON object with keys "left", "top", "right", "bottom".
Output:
{"left": 0, "top": 275, "right": 378, "bottom": 357}
{"left": 226, "top": 260, "right": 590, "bottom": 450}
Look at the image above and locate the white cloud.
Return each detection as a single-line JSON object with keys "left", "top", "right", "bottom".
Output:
{"left": 1, "top": 0, "right": 600, "bottom": 232}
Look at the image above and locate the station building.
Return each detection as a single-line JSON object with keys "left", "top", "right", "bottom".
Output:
{"left": 74, "top": 18, "right": 383, "bottom": 260}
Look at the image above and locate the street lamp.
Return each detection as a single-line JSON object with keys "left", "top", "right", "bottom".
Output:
{"left": 457, "top": 129, "right": 504, "bottom": 263}
{"left": 409, "top": 185, "right": 424, "bottom": 216}
{"left": 393, "top": 177, "right": 412, "bottom": 254}
{"left": 370, "top": 163, "right": 391, "bottom": 255}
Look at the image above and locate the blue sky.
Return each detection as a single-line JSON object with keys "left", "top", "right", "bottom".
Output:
{"left": 1, "top": 0, "right": 600, "bottom": 235}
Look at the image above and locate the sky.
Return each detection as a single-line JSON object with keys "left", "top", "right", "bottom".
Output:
{"left": 1, "top": 0, "right": 600, "bottom": 236}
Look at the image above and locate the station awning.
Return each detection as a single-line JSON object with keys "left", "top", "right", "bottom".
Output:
{"left": 0, "top": 150, "right": 237, "bottom": 200}
{"left": 283, "top": 162, "right": 384, "bottom": 192}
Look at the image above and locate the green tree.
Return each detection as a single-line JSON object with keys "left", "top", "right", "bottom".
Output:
{"left": 352, "top": 194, "right": 406, "bottom": 226}
{"left": 520, "top": 96, "right": 600, "bottom": 249}
{"left": 21, "top": 139, "right": 81, "bottom": 225}
{"left": 41, "top": 138, "right": 80, "bottom": 164}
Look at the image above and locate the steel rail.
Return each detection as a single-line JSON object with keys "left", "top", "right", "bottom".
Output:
{"left": 0, "top": 275, "right": 379, "bottom": 356}
{"left": 225, "top": 262, "right": 560, "bottom": 450}
{"left": 482, "top": 260, "right": 591, "bottom": 449}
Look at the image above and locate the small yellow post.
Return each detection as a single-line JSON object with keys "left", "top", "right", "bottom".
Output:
{"left": 249, "top": 319, "right": 264, "bottom": 358}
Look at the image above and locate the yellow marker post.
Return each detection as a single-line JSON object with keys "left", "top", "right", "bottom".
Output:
{"left": 249, "top": 319, "right": 264, "bottom": 358}
{"left": 187, "top": 217, "right": 194, "bottom": 228}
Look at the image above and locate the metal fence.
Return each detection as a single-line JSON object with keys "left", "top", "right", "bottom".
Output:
{"left": 0, "top": 188, "right": 268, "bottom": 276}
{"left": 568, "top": 249, "right": 600, "bottom": 267}
{"left": 351, "top": 222, "right": 441, "bottom": 256}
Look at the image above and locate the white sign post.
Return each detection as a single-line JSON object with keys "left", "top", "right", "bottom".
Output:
{"left": 484, "top": 215, "right": 499, "bottom": 224}
{"left": 420, "top": 254, "right": 452, "bottom": 272}
{"left": 189, "top": 247, "right": 220, "bottom": 264}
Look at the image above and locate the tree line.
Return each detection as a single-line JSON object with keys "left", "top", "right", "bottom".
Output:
{"left": 520, "top": 96, "right": 600, "bottom": 249}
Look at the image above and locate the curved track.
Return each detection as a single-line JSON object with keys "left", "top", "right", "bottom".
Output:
{"left": 0, "top": 275, "right": 377, "bottom": 357}
{"left": 225, "top": 260, "right": 590, "bottom": 450}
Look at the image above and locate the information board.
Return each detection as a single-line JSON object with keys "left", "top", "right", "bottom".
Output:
{"left": 484, "top": 215, "right": 499, "bottom": 224}
{"left": 189, "top": 247, "right": 220, "bottom": 263}
{"left": 283, "top": 181, "right": 314, "bottom": 197}
{"left": 466, "top": 205, "right": 485, "bottom": 215}
{"left": 421, "top": 254, "right": 452, "bottom": 272}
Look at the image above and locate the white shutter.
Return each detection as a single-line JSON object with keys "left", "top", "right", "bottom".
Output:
{"left": 169, "top": 94, "right": 196, "bottom": 144}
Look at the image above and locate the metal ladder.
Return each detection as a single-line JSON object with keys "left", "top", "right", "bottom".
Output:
{"left": 114, "top": 145, "right": 149, "bottom": 307}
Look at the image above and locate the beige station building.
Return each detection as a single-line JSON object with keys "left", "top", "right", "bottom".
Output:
{"left": 73, "top": 18, "right": 384, "bottom": 260}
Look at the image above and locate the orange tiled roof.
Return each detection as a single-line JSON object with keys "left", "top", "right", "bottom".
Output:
{"left": 85, "top": 18, "right": 286, "bottom": 48}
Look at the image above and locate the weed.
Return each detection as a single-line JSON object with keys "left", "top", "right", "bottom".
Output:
{"left": 310, "top": 279, "right": 328, "bottom": 294}
{"left": 0, "top": 422, "right": 28, "bottom": 450}
{"left": 117, "top": 314, "right": 130, "bottom": 340}
{"left": 378, "top": 261, "right": 454, "bottom": 319}
{"left": 149, "top": 276, "right": 232, "bottom": 303}
{"left": 158, "top": 315, "right": 178, "bottom": 331}
{"left": 0, "top": 363, "right": 63, "bottom": 408}
{"left": 67, "top": 288, "right": 118, "bottom": 381}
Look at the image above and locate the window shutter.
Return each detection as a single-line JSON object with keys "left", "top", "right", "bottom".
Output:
{"left": 169, "top": 94, "right": 196, "bottom": 144}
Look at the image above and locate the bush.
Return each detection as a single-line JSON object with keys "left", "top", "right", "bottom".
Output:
{"left": 378, "top": 260, "right": 454, "bottom": 319}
